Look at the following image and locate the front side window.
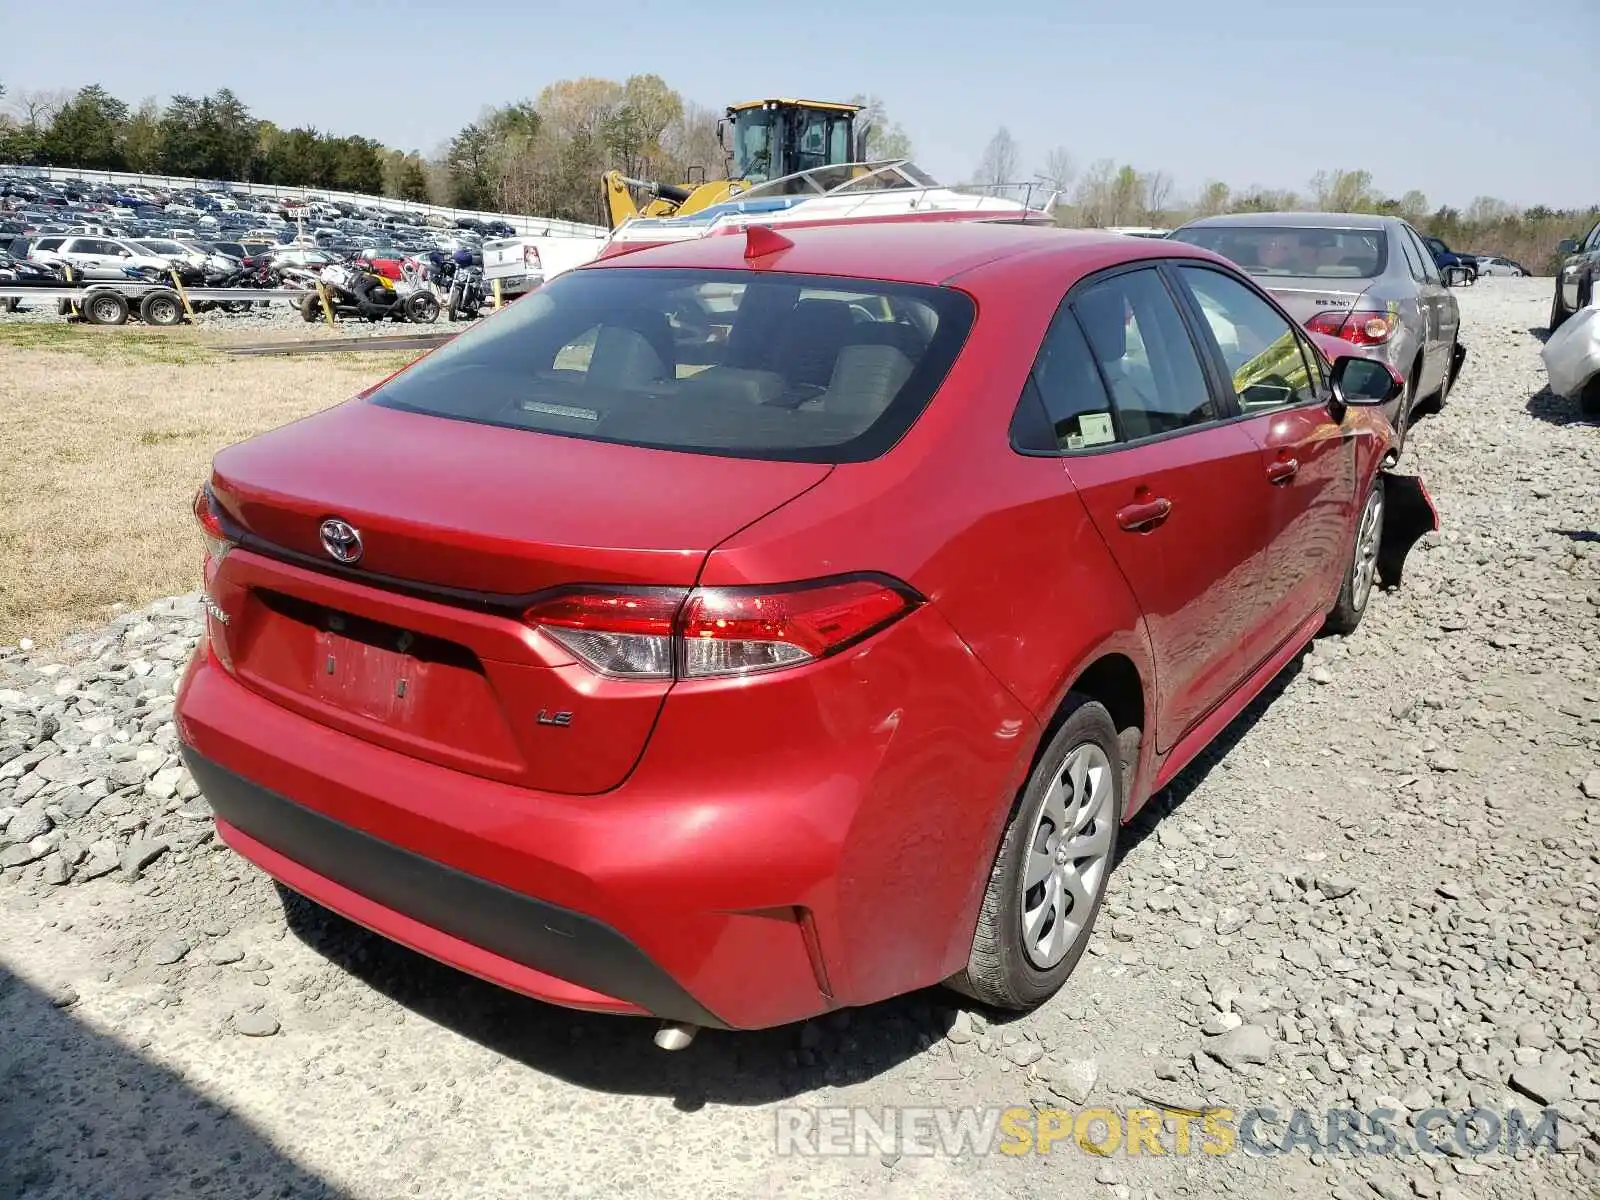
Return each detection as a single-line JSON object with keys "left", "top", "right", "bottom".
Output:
{"left": 1070, "top": 268, "right": 1217, "bottom": 441}
{"left": 1179, "top": 266, "right": 1318, "bottom": 413}
{"left": 370, "top": 268, "right": 974, "bottom": 464}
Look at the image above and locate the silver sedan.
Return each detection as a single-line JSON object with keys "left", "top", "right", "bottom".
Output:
{"left": 1169, "top": 212, "right": 1465, "bottom": 454}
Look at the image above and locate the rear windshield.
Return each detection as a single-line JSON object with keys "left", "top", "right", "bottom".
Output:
{"left": 1169, "top": 226, "right": 1386, "bottom": 279}
{"left": 369, "top": 267, "right": 975, "bottom": 463}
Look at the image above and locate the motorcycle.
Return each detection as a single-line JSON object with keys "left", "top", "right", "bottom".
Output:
{"left": 299, "top": 264, "right": 439, "bottom": 324}
{"left": 447, "top": 262, "right": 486, "bottom": 321}
{"left": 0, "top": 251, "right": 72, "bottom": 311}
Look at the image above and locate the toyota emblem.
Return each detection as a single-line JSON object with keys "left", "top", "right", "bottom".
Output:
{"left": 319, "top": 518, "right": 363, "bottom": 564}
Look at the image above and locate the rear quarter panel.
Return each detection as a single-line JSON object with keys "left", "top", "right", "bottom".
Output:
{"left": 698, "top": 252, "right": 1157, "bottom": 984}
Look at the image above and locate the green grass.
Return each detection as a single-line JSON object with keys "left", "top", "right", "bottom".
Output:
{"left": 0, "top": 321, "right": 215, "bottom": 365}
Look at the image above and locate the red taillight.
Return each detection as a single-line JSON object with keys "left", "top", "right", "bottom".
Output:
{"left": 680, "top": 580, "right": 912, "bottom": 677}
{"left": 192, "top": 485, "right": 235, "bottom": 562}
{"left": 525, "top": 589, "right": 684, "bottom": 679}
{"left": 523, "top": 245, "right": 541, "bottom": 269}
{"left": 524, "top": 578, "right": 917, "bottom": 681}
{"left": 1305, "top": 309, "right": 1397, "bottom": 346}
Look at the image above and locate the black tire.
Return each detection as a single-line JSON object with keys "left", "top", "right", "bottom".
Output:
{"left": 1325, "top": 477, "right": 1386, "bottom": 635}
{"left": 299, "top": 292, "right": 324, "bottom": 323}
{"left": 139, "top": 290, "right": 184, "bottom": 327}
{"left": 1426, "top": 339, "right": 1459, "bottom": 414}
{"left": 2, "top": 298, "right": 19, "bottom": 313}
{"left": 1580, "top": 377, "right": 1600, "bottom": 420}
{"left": 1387, "top": 364, "right": 1419, "bottom": 461}
{"left": 1549, "top": 283, "right": 1571, "bottom": 334}
{"left": 83, "top": 290, "right": 129, "bottom": 327}
{"left": 404, "top": 292, "right": 440, "bottom": 324}
{"left": 951, "top": 696, "right": 1122, "bottom": 1011}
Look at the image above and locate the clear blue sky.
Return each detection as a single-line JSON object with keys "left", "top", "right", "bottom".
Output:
{"left": 7, "top": 0, "right": 1596, "bottom": 209}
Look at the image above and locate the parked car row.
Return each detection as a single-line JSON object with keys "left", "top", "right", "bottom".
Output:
{"left": 0, "top": 168, "right": 517, "bottom": 269}
{"left": 1, "top": 224, "right": 498, "bottom": 329}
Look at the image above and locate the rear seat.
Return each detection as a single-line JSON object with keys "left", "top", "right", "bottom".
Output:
{"left": 801, "top": 322, "right": 925, "bottom": 418}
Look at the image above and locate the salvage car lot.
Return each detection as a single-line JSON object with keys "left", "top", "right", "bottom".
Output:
{"left": 0, "top": 278, "right": 1597, "bottom": 1200}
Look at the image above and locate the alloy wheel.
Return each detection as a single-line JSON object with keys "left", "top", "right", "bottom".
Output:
{"left": 1020, "top": 743, "right": 1115, "bottom": 969}
{"left": 1351, "top": 489, "right": 1384, "bottom": 612}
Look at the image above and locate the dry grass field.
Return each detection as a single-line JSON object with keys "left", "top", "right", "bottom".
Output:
{"left": 0, "top": 323, "right": 418, "bottom": 647}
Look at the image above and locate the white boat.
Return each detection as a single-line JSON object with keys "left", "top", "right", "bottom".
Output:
{"left": 604, "top": 160, "right": 1058, "bottom": 249}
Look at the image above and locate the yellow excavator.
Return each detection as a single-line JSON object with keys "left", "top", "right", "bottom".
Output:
{"left": 601, "top": 98, "right": 866, "bottom": 230}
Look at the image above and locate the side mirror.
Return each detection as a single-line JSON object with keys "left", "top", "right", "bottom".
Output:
{"left": 1330, "top": 355, "right": 1403, "bottom": 407}
{"left": 1442, "top": 265, "right": 1470, "bottom": 287}
{"left": 1557, "top": 239, "right": 1580, "bottom": 256}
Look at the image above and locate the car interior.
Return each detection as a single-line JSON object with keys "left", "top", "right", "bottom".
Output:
{"left": 372, "top": 274, "right": 959, "bottom": 457}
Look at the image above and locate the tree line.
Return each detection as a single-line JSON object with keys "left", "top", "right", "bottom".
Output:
{"left": 972, "top": 128, "right": 1595, "bottom": 273}
{"left": 2, "top": 79, "right": 1590, "bottom": 268}
{"left": 0, "top": 83, "right": 428, "bottom": 201}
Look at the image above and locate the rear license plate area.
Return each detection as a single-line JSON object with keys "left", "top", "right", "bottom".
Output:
{"left": 256, "top": 591, "right": 479, "bottom": 723}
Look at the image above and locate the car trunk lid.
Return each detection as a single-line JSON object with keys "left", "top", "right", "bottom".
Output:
{"left": 203, "top": 399, "right": 830, "bottom": 794}
{"left": 1254, "top": 277, "right": 1373, "bottom": 327}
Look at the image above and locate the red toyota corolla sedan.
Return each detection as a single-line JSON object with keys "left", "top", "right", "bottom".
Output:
{"left": 176, "top": 220, "right": 1421, "bottom": 1040}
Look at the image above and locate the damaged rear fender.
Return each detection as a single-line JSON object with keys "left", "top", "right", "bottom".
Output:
{"left": 1377, "top": 471, "right": 1438, "bottom": 589}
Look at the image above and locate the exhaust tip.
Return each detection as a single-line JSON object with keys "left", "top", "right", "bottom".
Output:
{"left": 653, "top": 1022, "right": 699, "bottom": 1051}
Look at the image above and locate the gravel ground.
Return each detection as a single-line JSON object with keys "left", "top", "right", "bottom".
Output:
{"left": 1, "top": 277, "right": 1596, "bottom": 1200}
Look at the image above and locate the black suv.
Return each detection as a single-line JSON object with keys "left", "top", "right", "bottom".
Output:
{"left": 1550, "top": 217, "right": 1600, "bottom": 332}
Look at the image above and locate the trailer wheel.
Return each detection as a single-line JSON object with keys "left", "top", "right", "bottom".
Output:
{"left": 299, "top": 293, "right": 324, "bottom": 323}
{"left": 84, "top": 290, "right": 130, "bottom": 327}
{"left": 139, "top": 290, "right": 184, "bottom": 327}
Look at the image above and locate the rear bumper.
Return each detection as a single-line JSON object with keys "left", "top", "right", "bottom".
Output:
{"left": 184, "top": 748, "right": 725, "bottom": 1027}
{"left": 175, "top": 597, "right": 1032, "bottom": 1029}
{"left": 484, "top": 272, "right": 540, "bottom": 296}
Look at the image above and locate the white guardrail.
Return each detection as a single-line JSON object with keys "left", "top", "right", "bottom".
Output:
{"left": 2, "top": 164, "right": 609, "bottom": 241}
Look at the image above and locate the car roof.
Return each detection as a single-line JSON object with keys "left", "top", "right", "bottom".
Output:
{"left": 1179, "top": 211, "right": 1394, "bottom": 231}
{"left": 586, "top": 220, "right": 1219, "bottom": 286}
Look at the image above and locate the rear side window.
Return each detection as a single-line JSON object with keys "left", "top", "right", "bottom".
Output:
{"left": 1018, "top": 311, "right": 1118, "bottom": 451}
{"left": 1171, "top": 225, "right": 1386, "bottom": 279}
{"left": 370, "top": 267, "right": 975, "bottom": 463}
